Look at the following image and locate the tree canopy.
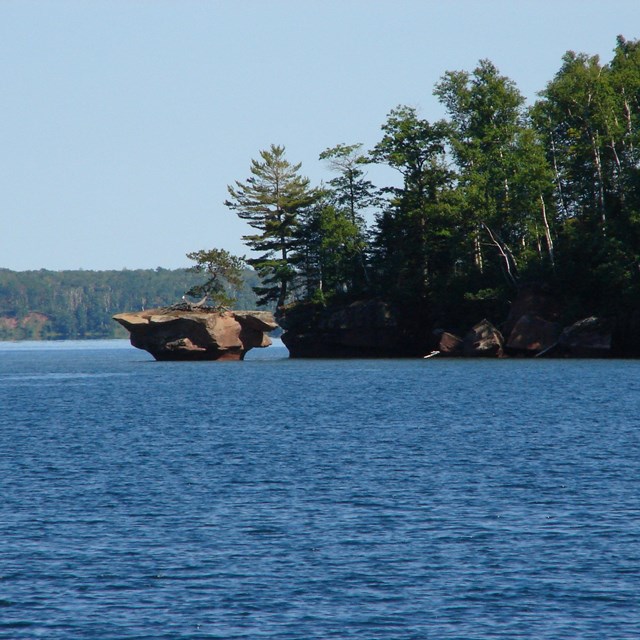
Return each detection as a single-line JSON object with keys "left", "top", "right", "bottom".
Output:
{"left": 0, "top": 268, "right": 260, "bottom": 340}
{"left": 185, "top": 248, "right": 245, "bottom": 307}
{"left": 224, "top": 144, "right": 319, "bottom": 308}
{"left": 218, "top": 36, "right": 640, "bottom": 337}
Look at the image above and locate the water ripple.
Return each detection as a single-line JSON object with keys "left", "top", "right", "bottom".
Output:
{"left": 1, "top": 348, "right": 639, "bottom": 638}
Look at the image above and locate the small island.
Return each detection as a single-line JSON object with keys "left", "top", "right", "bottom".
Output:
{"left": 113, "top": 303, "right": 277, "bottom": 361}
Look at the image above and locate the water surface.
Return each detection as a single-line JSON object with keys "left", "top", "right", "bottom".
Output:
{"left": 1, "top": 341, "right": 639, "bottom": 638}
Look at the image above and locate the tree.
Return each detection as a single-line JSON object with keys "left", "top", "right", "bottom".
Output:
{"left": 319, "top": 143, "right": 377, "bottom": 289}
{"left": 185, "top": 248, "right": 245, "bottom": 307}
{"left": 532, "top": 37, "right": 640, "bottom": 315}
{"left": 293, "top": 196, "right": 365, "bottom": 302}
{"left": 225, "top": 145, "right": 319, "bottom": 308}
{"left": 319, "top": 143, "right": 378, "bottom": 225}
{"left": 533, "top": 38, "right": 640, "bottom": 236}
{"left": 368, "top": 106, "right": 456, "bottom": 303}
{"left": 435, "top": 60, "right": 556, "bottom": 286}
{"left": 533, "top": 52, "right": 614, "bottom": 229}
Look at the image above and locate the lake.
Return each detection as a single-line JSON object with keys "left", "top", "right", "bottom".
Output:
{"left": 1, "top": 340, "right": 639, "bottom": 638}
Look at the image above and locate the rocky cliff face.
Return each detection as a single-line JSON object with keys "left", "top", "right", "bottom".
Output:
{"left": 113, "top": 308, "right": 278, "bottom": 361}
{"left": 279, "top": 299, "right": 430, "bottom": 358}
{"left": 280, "top": 284, "right": 622, "bottom": 359}
{"left": 279, "top": 300, "right": 388, "bottom": 358}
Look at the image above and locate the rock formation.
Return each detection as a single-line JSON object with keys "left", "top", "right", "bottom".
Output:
{"left": 280, "top": 299, "right": 411, "bottom": 357}
{"left": 463, "top": 319, "right": 505, "bottom": 357}
{"left": 551, "top": 317, "right": 612, "bottom": 358}
{"left": 279, "top": 283, "right": 616, "bottom": 359}
{"left": 506, "top": 314, "right": 563, "bottom": 353}
{"left": 501, "top": 285, "right": 612, "bottom": 358}
{"left": 436, "top": 331, "right": 464, "bottom": 356}
{"left": 502, "top": 282, "right": 562, "bottom": 337}
{"left": 113, "top": 307, "right": 278, "bottom": 361}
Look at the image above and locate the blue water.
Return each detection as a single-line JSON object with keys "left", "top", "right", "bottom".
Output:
{"left": 1, "top": 340, "right": 639, "bottom": 639}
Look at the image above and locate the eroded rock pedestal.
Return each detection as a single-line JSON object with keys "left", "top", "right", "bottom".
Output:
{"left": 113, "top": 308, "right": 278, "bottom": 361}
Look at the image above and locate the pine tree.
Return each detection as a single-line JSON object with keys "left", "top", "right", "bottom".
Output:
{"left": 185, "top": 248, "right": 245, "bottom": 308}
{"left": 293, "top": 196, "right": 365, "bottom": 302}
{"left": 225, "top": 145, "right": 318, "bottom": 308}
{"left": 319, "top": 143, "right": 377, "bottom": 290}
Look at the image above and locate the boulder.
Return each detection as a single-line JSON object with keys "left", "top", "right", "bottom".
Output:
{"left": 463, "top": 319, "right": 504, "bottom": 357}
{"left": 436, "top": 331, "right": 464, "bottom": 356}
{"left": 557, "top": 317, "right": 612, "bottom": 357}
{"left": 113, "top": 308, "right": 278, "bottom": 361}
{"left": 503, "top": 283, "right": 562, "bottom": 337}
{"left": 506, "top": 314, "right": 563, "bottom": 354}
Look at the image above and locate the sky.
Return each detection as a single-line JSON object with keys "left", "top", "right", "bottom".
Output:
{"left": 1, "top": 0, "right": 638, "bottom": 272}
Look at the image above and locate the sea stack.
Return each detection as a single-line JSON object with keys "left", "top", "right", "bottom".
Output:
{"left": 113, "top": 307, "right": 278, "bottom": 361}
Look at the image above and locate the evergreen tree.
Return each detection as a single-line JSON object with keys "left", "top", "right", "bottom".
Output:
{"left": 319, "top": 143, "right": 377, "bottom": 289}
{"left": 185, "top": 248, "right": 245, "bottom": 307}
{"left": 225, "top": 145, "right": 319, "bottom": 308}
{"left": 319, "top": 143, "right": 378, "bottom": 225}
{"left": 293, "top": 195, "right": 365, "bottom": 302}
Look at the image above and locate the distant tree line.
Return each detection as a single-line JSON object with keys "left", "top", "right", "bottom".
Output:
{"left": 0, "top": 268, "right": 259, "bottom": 340}
{"left": 216, "top": 36, "right": 640, "bottom": 335}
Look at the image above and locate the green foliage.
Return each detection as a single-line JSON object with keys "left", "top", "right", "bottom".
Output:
{"left": 367, "top": 105, "right": 458, "bottom": 305}
{"left": 319, "top": 143, "right": 379, "bottom": 224}
{"left": 317, "top": 143, "right": 377, "bottom": 292}
{"left": 12, "top": 37, "right": 640, "bottom": 344}
{"left": 197, "top": 36, "right": 640, "bottom": 338}
{"left": 225, "top": 144, "right": 320, "bottom": 308}
{"left": 0, "top": 268, "right": 259, "bottom": 340}
{"left": 293, "top": 200, "right": 366, "bottom": 301}
{"left": 185, "top": 248, "right": 245, "bottom": 307}
{"left": 530, "top": 36, "right": 640, "bottom": 319}
{"left": 435, "top": 60, "right": 557, "bottom": 287}
{"left": 216, "top": 38, "right": 640, "bottom": 340}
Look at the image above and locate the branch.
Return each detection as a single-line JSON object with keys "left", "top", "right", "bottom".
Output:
{"left": 481, "top": 222, "right": 518, "bottom": 288}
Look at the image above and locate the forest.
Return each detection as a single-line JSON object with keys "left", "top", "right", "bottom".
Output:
{"left": 0, "top": 268, "right": 258, "bottom": 340}
{"left": 216, "top": 36, "right": 640, "bottom": 350}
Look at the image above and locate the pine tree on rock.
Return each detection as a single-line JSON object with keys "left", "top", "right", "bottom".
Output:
{"left": 185, "top": 248, "right": 245, "bottom": 308}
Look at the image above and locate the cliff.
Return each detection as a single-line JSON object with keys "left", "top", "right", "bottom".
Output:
{"left": 279, "top": 284, "right": 631, "bottom": 358}
{"left": 113, "top": 306, "right": 278, "bottom": 361}
{"left": 279, "top": 299, "right": 426, "bottom": 358}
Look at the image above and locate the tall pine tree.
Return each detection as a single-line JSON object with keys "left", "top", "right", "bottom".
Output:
{"left": 225, "top": 145, "right": 318, "bottom": 308}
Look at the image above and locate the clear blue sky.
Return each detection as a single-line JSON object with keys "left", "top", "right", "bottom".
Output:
{"left": 1, "top": 0, "right": 638, "bottom": 271}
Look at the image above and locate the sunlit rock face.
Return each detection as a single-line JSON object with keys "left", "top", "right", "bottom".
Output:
{"left": 113, "top": 308, "right": 277, "bottom": 361}
{"left": 463, "top": 319, "right": 505, "bottom": 357}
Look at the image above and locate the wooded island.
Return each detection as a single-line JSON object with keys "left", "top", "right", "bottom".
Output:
{"left": 210, "top": 37, "right": 640, "bottom": 357}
